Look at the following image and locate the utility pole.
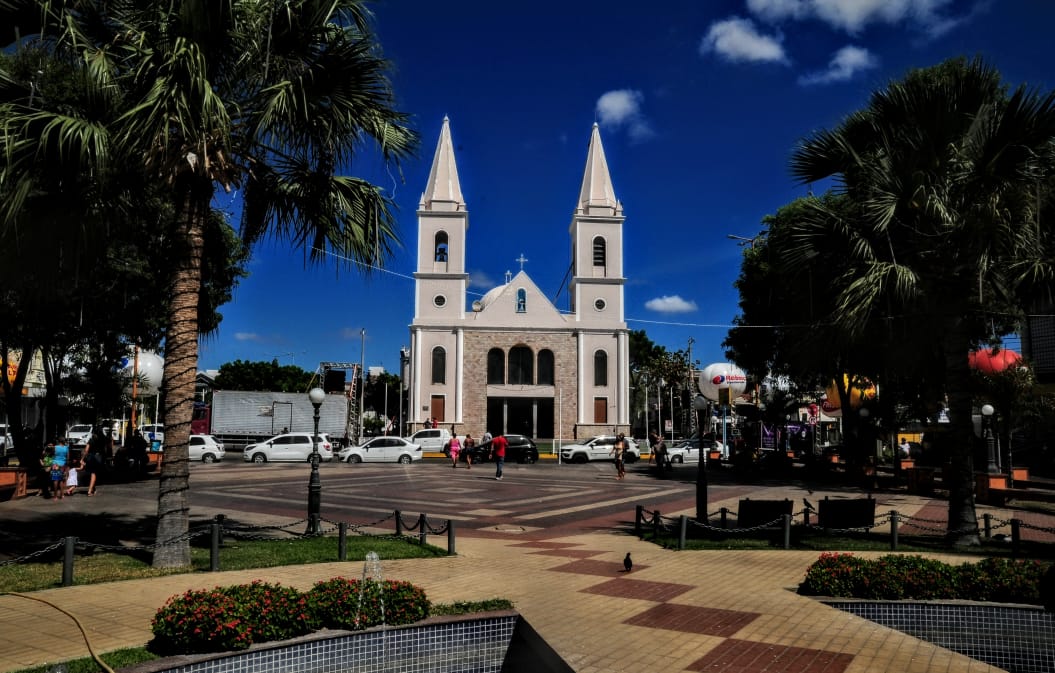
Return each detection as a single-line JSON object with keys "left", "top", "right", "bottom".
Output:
{"left": 358, "top": 329, "right": 366, "bottom": 444}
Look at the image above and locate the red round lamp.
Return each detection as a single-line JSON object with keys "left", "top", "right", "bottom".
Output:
{"left": 968, "top": 348, "right": 1022, "bottom": 374}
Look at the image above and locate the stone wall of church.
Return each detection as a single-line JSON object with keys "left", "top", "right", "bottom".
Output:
{"left": 461, "top": 330, "right": 579, "bottom": 439}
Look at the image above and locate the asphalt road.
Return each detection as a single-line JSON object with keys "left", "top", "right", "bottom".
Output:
{"left": 1, "top": 457, "right": 732, "bottom": 557}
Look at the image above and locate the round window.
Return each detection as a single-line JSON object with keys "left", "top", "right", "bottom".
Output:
{"left": 594, "top": 298, "right": 606, "bottom": 311}
{"left": 434, "top": 295, "right": 446, "bottom": 307}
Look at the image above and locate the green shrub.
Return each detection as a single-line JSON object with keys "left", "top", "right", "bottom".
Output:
{"left": 798, "top": 552, "right": 869, "bottom": 597}
{"left": 799, "top": 553, "right": 1049, "bottom": 604}
{"left": 151, "top": 577, "right": 432, "bottom": 655}
{"left": 150, "top": 587, "right": 252, "bottom": 654}
{"left": 1041, "top": 564, "right": 1055, "bottom": 611}
{"left": 307, "top": 577, "right": 430, "bottom": 630}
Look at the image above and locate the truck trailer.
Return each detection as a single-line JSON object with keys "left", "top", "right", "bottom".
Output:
{"left": 192, "top": 390, "right": 352, "bottom": 450}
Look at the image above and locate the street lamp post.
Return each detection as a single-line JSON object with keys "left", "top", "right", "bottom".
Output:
{"left": 306, "top": 387, "right": 326, "bottom": 535}
{"left": 981, "top": 404, "right": 999, "bottom": 474}
{"left": 693, "top": 395, "right": 708, "bottom": 522}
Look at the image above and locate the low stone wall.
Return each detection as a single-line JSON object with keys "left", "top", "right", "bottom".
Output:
{"left": 124, "top": 612, "right": 520, "bottom": 673}
{"left": 826, "top": 601, "right": 1054, "bottom": 673}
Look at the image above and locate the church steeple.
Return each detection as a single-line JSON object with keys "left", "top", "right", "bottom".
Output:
{"left": 421, "top": 116, "right": 465, "bottom": 212}
{"left": 576, "top": 123, "right": 621, "bottom": 216}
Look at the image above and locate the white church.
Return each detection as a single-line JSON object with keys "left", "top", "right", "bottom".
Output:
{"left": 405, "top": 118, "right": 631, "bottom": 440}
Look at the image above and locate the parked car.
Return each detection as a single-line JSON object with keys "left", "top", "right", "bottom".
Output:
{"left": 406, "top": 428, "right": 452, "bottom": 453}
{"left": 0, "top": 424, "right": 11, "bottom": 458}
{"left": 67, "top": 424, "right": 94, "bottom": 446}
{"left": 339, "top": 436, "right": 422, "bottom": 464}
{"left": 243, "top": 432, "right": 333, "bottom": 463}
{"left": 189, "top": 434, "right": 225, "bottom": 463}
{"left": 467, "top": 434, "right": 539, "bottom": 464}
{"left": 666, "top": 438, "right": 725, "bottom": 463}
{"left": 560, "top": 435, "right": 640, "bottom": 463}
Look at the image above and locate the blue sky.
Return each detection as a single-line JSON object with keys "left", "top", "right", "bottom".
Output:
{"left": 198, "top": 0, "right": 1050, "bottom": 375}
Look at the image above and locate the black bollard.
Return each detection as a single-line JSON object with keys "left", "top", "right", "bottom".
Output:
{"left": 889, "top": 510, "right": 898, "bottom": 551}
{"left": 635, "top": 505, "right": 644, "bottom": 536}
{"left": 782, "top": 514, "right": 791, "bottom": 549}
{"left": 395, "top": 509, "right": 402, "bottom": 536}
{"left": 419, "top": 513, "right": 427, "bottom": 546}
{"left": 1011, "top": 518, "right": 1021, "bottom": 558}
{"left": 678, "top": 515, "right": 688, "bottom": 551}
{"left": 448, "top": 519, "right": 456, "bottom": 556}
{"left": 720, "top": 507, "right": 728, "bottom": 529}
{"left": 62, "top": 536, "right": 76, "bottom": 587}
{"left": 983, "top": 513, "right": 991, "bottom": 539}
{"left": 210, "top": 522, "right": 221, "bottom": 571}
{"left": 338, "top": 522, "right": 348, "bottom": 561}
{"left": 214, "top": 514, "right": 225, "bottom": 546}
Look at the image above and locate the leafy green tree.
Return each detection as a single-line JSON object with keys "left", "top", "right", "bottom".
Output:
{"left": 214, "top": 359, "right": 314, "bottom": 392}
{"left": 1, "top": 1, "right": 416, "bottom": 567}
{"left": 787, "top": 57, "right": 1055, "bottom": 545}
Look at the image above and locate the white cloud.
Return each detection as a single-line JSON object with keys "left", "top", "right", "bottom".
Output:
{"left": 645, "top": 295, "right": 698, "bottom": 314}
{"left": 595, "top": 89, "right": 655, "bottom": 142}
{"left": 468, "top": 270, "right": 496, "bottom": 289}
{"left": 234, "top": 332, "right": 260, "bottom": 341}
{"left": 798, "top": 45, "right": 878, "bottom": 85}
{"left": 700, "top": 17, "right": 788, "bottom": 64}
{"left": 748, "top": 0, "right": 959, "bottom": 36}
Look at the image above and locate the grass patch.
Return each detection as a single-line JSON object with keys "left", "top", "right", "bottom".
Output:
{"left": 0, "top": 535, "right": 447, "bottom": 593}
{"left": 8, "top": 600, "right": 517, "bottom": 673}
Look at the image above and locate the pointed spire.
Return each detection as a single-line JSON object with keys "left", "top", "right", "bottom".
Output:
{"left": 577, "top": 123, "right": 619, "bottom": 215}
{"left": 422, "top": 116, "right": 465, "bottom": 211}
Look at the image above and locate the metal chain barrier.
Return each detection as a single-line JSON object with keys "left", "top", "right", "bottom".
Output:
{"left": 0, "top": 539, "right": 66, "bottom": 567}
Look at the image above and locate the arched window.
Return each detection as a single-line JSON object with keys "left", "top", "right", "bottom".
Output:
{"left": 592, "top": 236, "right": 606, "bottom": 267}
{"left": 508, "top": 346, "right": 534, "bottom": 385}
{"left": 516, "top": 288, "right": 526, "bottom": 313}
{"left": 537, "top": 349, "right": 554, "bottom": 385}
{"left": 431, "top": 346, "right": 446, "bottom": 384}
{"left": 487, "top": 348, "right": 505, "bottom": 385}
{"left": 594, "top": 350, "right": 608, "bottom": 386}
{"left": 434, "top": 231, "right": 449, "bottom": 262}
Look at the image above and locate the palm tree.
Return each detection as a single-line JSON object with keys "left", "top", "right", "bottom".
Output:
{"left": 2, "top": 0, "right": 417, "bottom": 567}
{"left": 787, "top": 57, "right": 1055, "bottom": 545}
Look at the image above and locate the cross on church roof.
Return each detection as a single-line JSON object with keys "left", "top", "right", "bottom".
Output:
{"left": 516, "top": 253, "right": 529, "bottom": 270}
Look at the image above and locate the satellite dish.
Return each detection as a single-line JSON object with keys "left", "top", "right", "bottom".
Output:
{"left": 471, "top": 300, "right": 483, "bottom": 312}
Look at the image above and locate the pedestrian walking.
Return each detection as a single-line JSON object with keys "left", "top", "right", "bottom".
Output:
{"left": 492, "top": 434, "right": 507, "bottom": 480}
{"left": 463, "top": 433, "right": 475, "bottom": 469}
{"left": 83, "top": 427, "right": 106, "bottom": 496}
{"left": 610, "top": 433, "right": 627, "bottom": 480}
{"left": 648, "top": 432, "right": 668, "bottom": 476}
{"left": 448, "top": 435, "right": 461, "bottom": 468}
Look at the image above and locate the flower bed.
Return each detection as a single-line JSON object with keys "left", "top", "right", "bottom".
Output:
{"left": 798, "top": 552, "right": 1051, "bottom": 605}
{"left": 151, "top": 577, "right": 430, "bottom": 655}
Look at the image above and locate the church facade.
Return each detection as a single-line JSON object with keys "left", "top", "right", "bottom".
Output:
{"left": 406, "top": 118, "right": 630, "bottom": 440}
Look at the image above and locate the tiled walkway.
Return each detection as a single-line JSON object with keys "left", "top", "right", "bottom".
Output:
{"left": 0, "top": 469, "right": 1036, "bottom": 673}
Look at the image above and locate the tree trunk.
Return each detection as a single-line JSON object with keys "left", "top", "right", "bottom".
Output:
{"left": 152, "top": 178, "right": 209, "bottom": 569}
{"left": 942, "top": 326, "right": 980, "bottom": 546}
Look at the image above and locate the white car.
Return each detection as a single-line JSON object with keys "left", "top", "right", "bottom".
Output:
{"left": 243, "top": 432, "right": 334, "bottom": 463}
{"left": 339, "top": 436, "right": 422, "bottom": 464}
{"left": 67, "top": 424, "right": 94, "bottom": 446}
{"left": 560, "top": 435, "right": 640, "bottom": 464}
{"left": 189, "top": 434, "right": 225, "bottom": 463}
{"left": 666, "top": 438, "right": 725, "bottom": 464}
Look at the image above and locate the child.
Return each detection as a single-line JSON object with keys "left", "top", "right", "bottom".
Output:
{"left": 65, "top": 458, "right": 80, "bottom": 496}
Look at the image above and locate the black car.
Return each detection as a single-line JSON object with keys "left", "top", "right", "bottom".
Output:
{"left": 466, "top": 434, "right": 539, "bottom": 464}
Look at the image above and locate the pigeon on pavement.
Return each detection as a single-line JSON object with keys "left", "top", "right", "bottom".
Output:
{"left": 624, "top": 552, "right": 633, "bottom": 572}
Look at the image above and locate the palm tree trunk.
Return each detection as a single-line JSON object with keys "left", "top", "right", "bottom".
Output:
{"left": 152, "top": 177, "right": 209, "bottom": 569}
{"left": 942, "top": 326, "right": 980, "bottom": 546}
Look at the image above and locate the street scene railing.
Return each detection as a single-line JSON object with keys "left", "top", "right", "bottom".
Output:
{"left": 0, "top": 511, "right": 455, "bottom": 587}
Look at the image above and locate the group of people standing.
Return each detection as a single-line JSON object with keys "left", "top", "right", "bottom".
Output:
{"left": 41, "top": 427, "right": 106, "bottom": 499}
{"left": 446, "top": 430, "right": 507, "bottom": 480}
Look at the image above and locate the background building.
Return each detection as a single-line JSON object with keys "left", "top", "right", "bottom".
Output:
{"left": 406, "top": 118, "right": 630, "bottom": 440}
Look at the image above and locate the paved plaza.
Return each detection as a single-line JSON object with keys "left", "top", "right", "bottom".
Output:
{"left": 1, "top": 459, "right": 1048, "bottom": 672}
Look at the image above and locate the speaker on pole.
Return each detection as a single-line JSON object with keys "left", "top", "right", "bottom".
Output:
{"left": 323, "top": 369, "right": 346, "bottom": 393}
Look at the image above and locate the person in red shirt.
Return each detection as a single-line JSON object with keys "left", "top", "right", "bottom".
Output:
{"left": 492, "top": 434, "right": 508, "bottom": 480}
